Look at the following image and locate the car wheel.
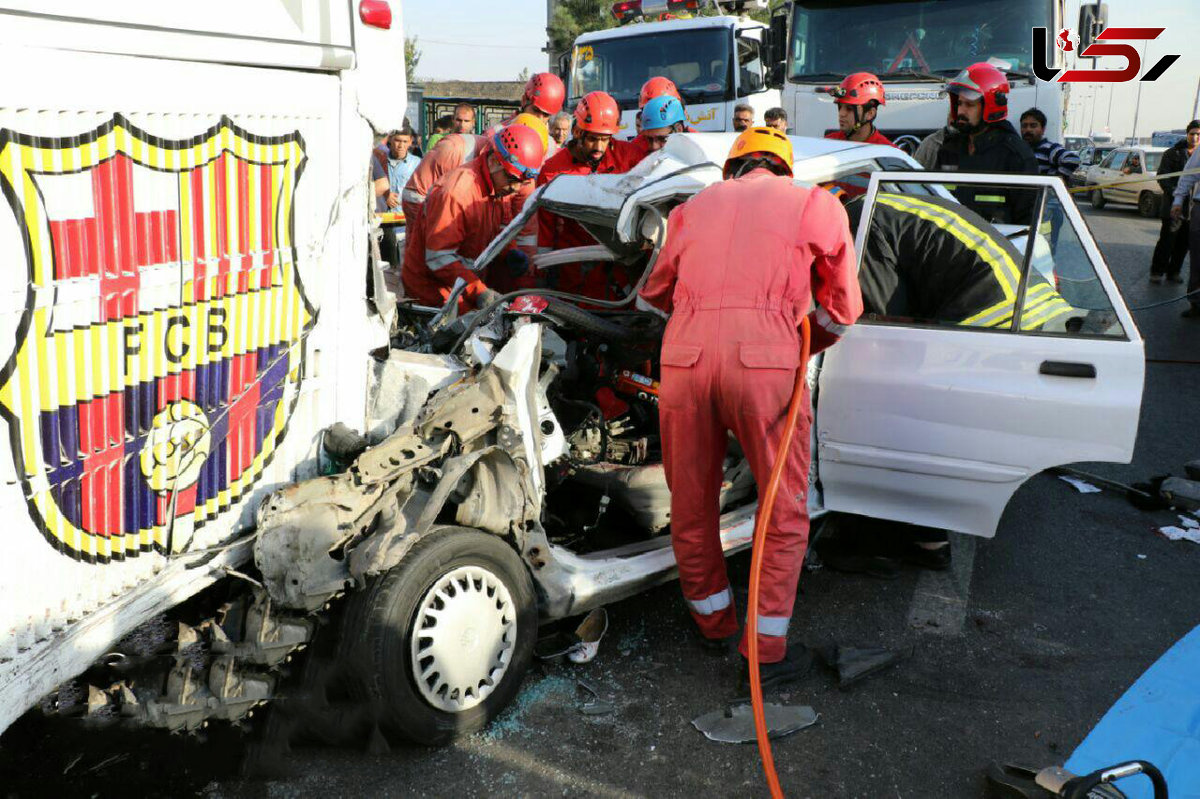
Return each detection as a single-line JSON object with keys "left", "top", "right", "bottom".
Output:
{"left": 1139, "top": 191, "right": 1159, "bottom": 218}
{"left": 1090, "top": 188, "right": 1106, "bottom": 209}
{"left": 342, "top": 526, "right": 537, "bottom": 745}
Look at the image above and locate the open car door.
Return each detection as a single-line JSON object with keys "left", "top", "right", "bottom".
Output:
{"left": 816, "top": 172, "right": 1145, "bottom": 538}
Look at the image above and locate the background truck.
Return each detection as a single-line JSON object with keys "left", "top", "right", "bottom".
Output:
{"left": 0, "top": 0, "right": 405, "bottom": 735}
{"left": 565, "top": 3, "right": 781, "bottom": 136}
{"left": 776, "top": 0, "right": 1070, "bottom": 152}
{"left": 563, "top": 0, "right": 1089, "bottom": 152}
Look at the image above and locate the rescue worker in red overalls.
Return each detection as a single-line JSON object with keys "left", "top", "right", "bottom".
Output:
{"left": 824, "top": 72, "right": 894, "bottom": 146}
{"left": 402, "top": 123, "right": 545, "bottom": 312}
{"left": 536, "top": 91, "right": 648, "bottom": 300}
{"left": 401, "top": 114, "right": 548, "bottom": 234}
{"left": 638, "top": 127, "right": 863, "bottom": 685}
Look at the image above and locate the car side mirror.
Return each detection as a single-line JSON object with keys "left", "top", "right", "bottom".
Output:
{"left": 556, "top": 51, "right": 571, "bottom": 81}
{"left": 769, "top": 62, "right": 785, "bottom": 88}
{"left": 1078, "top": 2, "right": 1109, "bottom": 55}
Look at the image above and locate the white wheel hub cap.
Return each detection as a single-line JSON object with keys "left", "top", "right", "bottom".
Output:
{"left": 411, "top": 565, "right": 516, "bottom": 712}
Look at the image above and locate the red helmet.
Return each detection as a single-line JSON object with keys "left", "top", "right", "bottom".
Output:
{"left": 947, "top": 62, "right": 1010, "bottom": 123}
{"left": 639, "top": 76, "right": 682, "bottom": 109}
{"left": 523, "top": 72, "right": 566, "bottom": 116}
{"left": 574, "top": 91, "right": 621, "bottom": 135}
{"left": 828, "top": 72, "right": 886, "bottom": 106}
{"left": 492, "top": 123, "right": 546, "bottom": 180}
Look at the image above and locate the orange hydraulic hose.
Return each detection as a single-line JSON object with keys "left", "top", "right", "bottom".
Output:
{"left": 747, "top": 314, "right": 812, "bottom": 799}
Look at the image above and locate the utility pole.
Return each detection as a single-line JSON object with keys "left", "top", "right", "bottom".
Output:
{"left": 1105, "top": 82, "right": 1114, "bottom": 129}
{"left": 1193, "top": 75, "right": 1200, "bottom": 122}
{"left": 1131, "top": 40, "right": 1147, "bottom": 142}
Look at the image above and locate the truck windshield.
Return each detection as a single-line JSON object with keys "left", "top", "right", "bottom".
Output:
{"left": 788, "top": 0, "right": 1053, "bottom": 81}
{"left": 570, "top": 28, "right": 733, "bottom": 110}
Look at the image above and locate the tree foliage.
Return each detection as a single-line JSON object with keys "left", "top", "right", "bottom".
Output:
{"left": 547, "top": 0, "right": 617, "bottom": 59}
{"left": 405, "top": 37, "right": 422, "bottom": 84}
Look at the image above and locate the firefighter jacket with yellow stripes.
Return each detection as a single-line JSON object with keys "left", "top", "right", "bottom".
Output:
{"left": 856, "top": 192, "right": 1074, "bottom": 331}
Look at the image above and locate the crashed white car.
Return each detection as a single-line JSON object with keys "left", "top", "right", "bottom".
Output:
{"left": 254, "top": 134, "right": 1144, "bottom": 744}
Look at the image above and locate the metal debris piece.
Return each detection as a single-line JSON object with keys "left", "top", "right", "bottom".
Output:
{"left": 691, "top": 702, "right": 818, "bottom": 744}
{"left": 1160, "top": 477, "right": 1200, "bottom": 511}
{"left": 576, "top": 678, "right": 615, "bottom": 715}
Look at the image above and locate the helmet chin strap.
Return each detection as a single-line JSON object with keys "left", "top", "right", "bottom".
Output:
{"left": 847, "top": 105, "right": 874, "bottom": 136}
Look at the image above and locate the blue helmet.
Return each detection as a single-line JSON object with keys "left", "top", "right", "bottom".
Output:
{"left": 641, "top": 95, "right": 687, "bottom": 130}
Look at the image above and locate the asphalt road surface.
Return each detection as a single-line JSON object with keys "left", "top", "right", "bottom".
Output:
{"left": 3, "top": 201, "right": 1198, "bottom": 799}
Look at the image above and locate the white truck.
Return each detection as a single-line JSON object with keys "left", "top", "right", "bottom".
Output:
{"left": 566, "top": 7, "right": 781, "bottom": 136}
{"left": 565, "top": 0, "right": 1078, "bottom": 152}
{"left": 0, "top": 0, "right": 405, "bottom": 735}
{"left": 776, "top": 0, "right": 1070, "bottom": 151}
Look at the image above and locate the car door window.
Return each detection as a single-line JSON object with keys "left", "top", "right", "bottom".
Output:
{"left": 849, "top": 176, "right": 1126, "bottom": 339}
{"left": 1107, "top": 151, "right": 1128, "bottom": 171}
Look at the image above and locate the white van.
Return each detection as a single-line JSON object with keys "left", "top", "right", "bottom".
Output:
{"left": 0, "top": 1, "right": 405, "bottom": 734}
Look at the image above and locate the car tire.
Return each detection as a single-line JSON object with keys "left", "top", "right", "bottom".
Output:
{"left": 1139, "top": 191, "right": 1159, "bottom": 218}
{"left": 1090, "top": 188, "right": 1106, "bottom": 209}
{"left": 341, "top": 526, "right": 537, "bottom": 745}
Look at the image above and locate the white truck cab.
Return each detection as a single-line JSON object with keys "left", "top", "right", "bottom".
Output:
{"left": 567, "top": 14, "right": 781, "bottom": 137}
{"left": 775, "top": 0, "right": 1068, "bottom": 153}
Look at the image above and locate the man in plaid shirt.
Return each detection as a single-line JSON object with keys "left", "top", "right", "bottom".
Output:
{"left": 1020, "top": 108, "right": 1081, "bottom": 181}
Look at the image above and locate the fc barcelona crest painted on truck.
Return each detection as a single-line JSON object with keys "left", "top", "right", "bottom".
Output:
{"left": 0, "top": 115, "right": 315, "bottom": 564}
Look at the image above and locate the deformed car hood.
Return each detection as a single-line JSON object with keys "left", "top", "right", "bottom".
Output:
{"left": 473, "top": 136, "right": 725, "bottom": 272}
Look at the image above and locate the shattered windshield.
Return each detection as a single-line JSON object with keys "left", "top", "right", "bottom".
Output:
{"left": 788, "top": 0, "right": 1053, "bottom": 81}
{"left": 570, "top": 28, "right": 733, "bottom": 110}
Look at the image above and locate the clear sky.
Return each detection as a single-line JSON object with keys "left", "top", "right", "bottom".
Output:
{"left": 401, "top": 0, "right": 550, "bottom": 83}
{"left": 401, "top": 0, "right": 1199, "bottom": 139}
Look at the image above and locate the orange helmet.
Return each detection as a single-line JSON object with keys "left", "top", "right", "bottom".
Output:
{"left": 828, "top": 72, "right": 886, "bottom": 107}
{"left": 947, "top": 62, "right": 1010, "bottom": 123}
{"left": 523, "top": 72, "right": 566, "bottom": 116}
{"left": 639, "top": 76, "right": 682, "bottom": 108}
{"left": 574, "top": 91, "right": 621, "bottom": 135}
{"left": 492, "top": 123, "right": 546, "bottom": 180}
{"left": 724, "top": 126, "right": 793, "bottom": 179}
{"left": 511, "top": 113, "right": 550, "bottom": 153}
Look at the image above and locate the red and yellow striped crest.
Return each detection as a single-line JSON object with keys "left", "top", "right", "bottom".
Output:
{"left": 0, "top": 115, "right": 314, "bottom": 563}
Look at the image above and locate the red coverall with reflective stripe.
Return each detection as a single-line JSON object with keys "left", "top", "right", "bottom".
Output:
{"left": 401, "top": 156, "right": 534, "bottom": 311}
{"left": 638, "top": 170, "right": 862, "bottom": 662}
{"left": 536, "top": 139, "right": 647, "bottom": 299}
{"left": 401, "top": 134, "right": 488, "bottom": 229}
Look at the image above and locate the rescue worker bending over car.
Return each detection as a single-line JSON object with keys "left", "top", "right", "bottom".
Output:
{"left": 401, "top": 114, "right": 548, "bottom": 240}
{"left": 402, "top": 123, "right": 545, "bottom": 312}
{"left": 536, "top": 91, "right": 648, "bottom": 301}
{"left": 639, "top": 128, "right": 862, "bottom": 687}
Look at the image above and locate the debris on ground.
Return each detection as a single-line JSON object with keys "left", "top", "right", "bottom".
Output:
{"left": 576, "top": 679, "right": 615, "bottom": 716}
{"left": 816, "top": 644, "right": 906, "bottom": 689}
{"left": 691, "top": 703, "right": 818, "bottom": 744}
{"left": 1158, "top": 525, "right": 1200, "bottom": 545}
{"left": 1058, "top": 475, "right": 1101, "bottom": 494}
{"left": 1159, "top": 477, "right": 1200, "bottom": 512}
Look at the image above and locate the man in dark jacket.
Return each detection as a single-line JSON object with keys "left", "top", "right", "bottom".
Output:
{"left": 936, "top": 62, "right": 1038, "bottom": 225}
{"left": 1150, "top": 121, "right": 1199, "bottom": 283}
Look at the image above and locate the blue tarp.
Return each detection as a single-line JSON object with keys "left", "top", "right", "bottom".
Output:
{"left": 1066, "top": 624, "right": 1200, "bottom": 799}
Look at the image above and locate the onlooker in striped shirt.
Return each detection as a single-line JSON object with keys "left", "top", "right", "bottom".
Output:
{"left": 1020, "top": 108, "right": 1080, "bottom": 181}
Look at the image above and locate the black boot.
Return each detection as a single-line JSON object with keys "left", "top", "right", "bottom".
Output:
{"left": 737, "top": 642, "right": 813, "bottom": 693}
